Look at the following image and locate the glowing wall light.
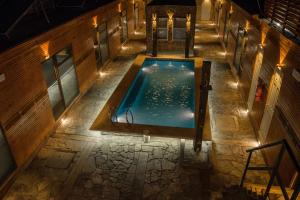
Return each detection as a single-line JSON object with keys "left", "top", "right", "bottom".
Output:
{"left": 230, "top": 5, "right": 234, "bottom": 14}
{"left": 186, "top": 14, "right": 191, "bottom": 33}
{"left": 245, "top": 20, "right": 250, "bottom": 32}
{"left": 261, "top": 23, "right": 270, "bottom": 46}
{"left": 279, "top": 34, "right": 292, "bottom": 66}
{"left": 92, "top": 16, "right": 98, "bottom": 28}
{"left": 40, "top": 41, "right": 50, "bottom": 59}
{"left": 167, "top": 9, "right": 174, "bottom": 26}
{"left": 152, "top": 13, "right": 157, "bottom": 30}
{"left": 118, "top": 3, "right": 122, "bottom": 13}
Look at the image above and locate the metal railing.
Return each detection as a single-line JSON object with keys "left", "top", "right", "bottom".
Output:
{"left": 125, "top": 107, "right": 134, "bottom": 125}
{"left": 240, "top": 139, "right": 300, "bottom": 200}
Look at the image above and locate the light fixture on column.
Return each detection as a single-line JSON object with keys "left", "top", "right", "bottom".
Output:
{"left": 152, "top": 13, "right": 157, "bottom": 30}
{"left": 92, "top": 16, "right": 98, "bottom": 28}
{"left": 40, "top": 41, "right": 50, "bottom": 59}
{"left": 167, "top": 9, "right": 174, "bottom": 27}
{"left": 229, "top": 5, "right": 234, "bottom": 15}
{"left": 186, "top": 14, "right": 191, "bottom": 33}
{"left": 276, "top": 63, "right": 285, "bottom": 70}
{"left": 118, "top": 3, "right": 122, "bottom": 13}
{"left": 258, "top": 44, "right": 264, "bottom": 52}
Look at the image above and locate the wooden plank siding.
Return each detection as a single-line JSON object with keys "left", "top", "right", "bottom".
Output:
{"left": 221, "top": 0, "right": 300, "bottom": 186}
{"left": 0, "top": 0, "right": 139, "bottom": 192}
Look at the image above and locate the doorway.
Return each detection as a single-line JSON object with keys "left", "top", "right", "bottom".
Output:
{"left": 200, "top": 0, "right": 212, "bottom": 21}
{"left": 121, "top": 10, "right": 128, "bottom": 43}
{"left": 0, "top": 125, "right": 16, "bottom": 186}
{"left": 41, "top": 47, "right": 79, "bottom": 119}
{"left": 233, "top": 26, "right": 246, "bottom": 75}
{"left": 259, "top": 69, "right": 283, "bottom": 141}
{"left": 247, "top": 46, "right": 264, "bottom": 111}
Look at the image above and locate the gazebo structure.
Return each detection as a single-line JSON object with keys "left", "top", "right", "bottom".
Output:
{"left": 146, "top": 0, "right": 196, "bottom": 57}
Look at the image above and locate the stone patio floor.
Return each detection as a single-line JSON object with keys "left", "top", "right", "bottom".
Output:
{"left": 3, "top": 25, "right": 269, "bottom": 200}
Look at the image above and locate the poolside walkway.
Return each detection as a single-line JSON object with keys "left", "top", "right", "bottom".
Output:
{"left": 3, "top": 25, "right": 267, "bottom": 200}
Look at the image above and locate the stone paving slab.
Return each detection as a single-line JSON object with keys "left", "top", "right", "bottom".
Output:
{"left": 3, "top": 26, "right": 269, "bottom": 200}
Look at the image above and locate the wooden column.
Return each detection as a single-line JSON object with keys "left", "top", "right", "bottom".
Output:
{"left": 185, "top": 14, "right": 191, "bottom": 58}
{"left": 152, "top": 13, "right": 157, "bottom": 57}
{"left": 167, "top": 10, "right": 174, "bottom": 43}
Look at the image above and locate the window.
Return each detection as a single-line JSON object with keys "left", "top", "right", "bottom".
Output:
{"left": 0, "top": 125, "right": 16, "bottom": 186}
{"left": 157, "top": 18, "right": 167, "bottom": 40}
{"left": 173, "top": 18, "right": 186, "bottom": 41}
{"left": 41, "top": 47, "right": 79, "bottom": 119}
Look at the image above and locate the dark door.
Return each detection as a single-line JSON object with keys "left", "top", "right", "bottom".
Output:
{"left": 0, "top": 125, "right": 16, "bottom": 185}
{"left": 121, "top": 11, "right": 128, "bottom": 42}
{"left": 233, "top": 27, "right": 246, "bottom": 75}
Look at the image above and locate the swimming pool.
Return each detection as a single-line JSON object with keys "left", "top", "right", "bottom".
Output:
{"left": 112, "top": 59, "right": 195, "bottom": 128}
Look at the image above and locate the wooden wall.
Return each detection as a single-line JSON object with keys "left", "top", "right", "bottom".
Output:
{"left": 0, "top": 0, "right": 138, "bottom": 192}
{"left": 221, "top": 0, "right": 300, "bottom": 186}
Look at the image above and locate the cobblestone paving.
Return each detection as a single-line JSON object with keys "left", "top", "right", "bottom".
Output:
{"left": 3, "top": 26, "right": 268, "bottom": 200}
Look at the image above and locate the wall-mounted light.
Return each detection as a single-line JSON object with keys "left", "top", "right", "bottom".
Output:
{"left": 92, "top": 16, "right": 98, "bottom": 28}
{"left": 61, "top": 118, "right": 69, "bottom": 125}
{"left": 276, "top": 63, "right": 285, "bottom": 70}
{"left": 229, "top": 5, "right": 234, "bottom": 14}
{"left": 186, "top": 14, "right": 191, "bottom": 33}
{"left": 118, "top": 3, "right": 122, "bottom": 13}
{"left": 152, "top": 13, "right": 157, "bottom": 30}
{"left": 245, "top": 20, "right": 250, "bottom": 32}
{"left": 40, "top": 41, "right": 50, "bottom": 59}
{"left": 167, "top": 9, "right": 174, "bottom": 27}
{"left": 257, "top": 44, "right": 264, "bottom": 52}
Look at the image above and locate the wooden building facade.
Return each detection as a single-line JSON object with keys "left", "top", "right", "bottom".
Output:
{"left": 216, "top": 0, "right": 300, "bottom": 187}
{"left": 0, "top": 0, "right": 145, "bottom": 194}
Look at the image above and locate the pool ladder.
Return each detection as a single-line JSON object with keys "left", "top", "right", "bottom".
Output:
{"left": 125, "top": 107, "right": 134, "bottom": 124}
{"left": 109, "top": 106, "right": 118, "bottom": 124}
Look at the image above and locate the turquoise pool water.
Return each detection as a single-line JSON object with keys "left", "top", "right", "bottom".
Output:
{"left": 113, "top": 59, "right": 195, "bottom": 128}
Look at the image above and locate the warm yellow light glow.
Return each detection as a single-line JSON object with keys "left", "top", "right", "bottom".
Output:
{"left": 279, "top": 34, "right": 292, "bottom": 65}
{"left": 167, "top": 9, "right": 174, "bottom": 26}
{"left": 230, "top": 5, "right": 234, "bottom": 14}
{"left": 40, "top": 41, "right": 50, "bottom": 59}
{"left": 245, "top": 20, "right": 250, "bottom": 32}
{"left": 121, "top": 45, "right": 129, "bottom": 50}
{"left": 261, "top": 23, "right": 270, "bottom": 46}
{"left": 240, "top": 108, "right": 249, "bottom": 116}
{"left": 118, "top": 3, "right": 122, "bottom": 13}
{"left": 99, "top": 71, "right": 108, "bottom": 77}
{"left": 92, "top": 16, "right": 98, "bottom": 28}
{"left": 61, "top": 118, "right": 69, "bottom": 125}
{"left": 186, "top": 14, "right": 191, "bottom": 32}
{"left": 152, "top": 13, "right": 157, "bottom": 30}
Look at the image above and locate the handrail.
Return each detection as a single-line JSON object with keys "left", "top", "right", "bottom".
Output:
{"left": 240, "top": 139, "right": 300, "bottom": 200}
{"left": 246, "top": 140, "right": 284, "bottom": 153}
{"left": 109, "top": 106, "right": 118, "bottom": 123}
{"left": 246, "top": 139, "right": 300, "bottom": 172}
{"left": 125, "top": 107, "right": 134, "bottom": 124}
